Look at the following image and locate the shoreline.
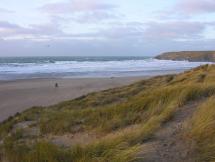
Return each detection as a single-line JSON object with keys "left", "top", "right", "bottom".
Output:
{"left": 0, "top": 76, "right": 148, "bottom": 122}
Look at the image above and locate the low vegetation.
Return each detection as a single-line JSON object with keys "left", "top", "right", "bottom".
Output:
{"left": 1, "top": 64, "right": 215, "bottom": 161}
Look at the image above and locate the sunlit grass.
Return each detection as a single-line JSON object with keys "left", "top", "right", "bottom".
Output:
{"left": 188, "top": 96, "right": 215, "bottom": 161}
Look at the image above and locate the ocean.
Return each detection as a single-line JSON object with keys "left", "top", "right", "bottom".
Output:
{"left": 0, "top": 56, "right": 210, "bottom": 80}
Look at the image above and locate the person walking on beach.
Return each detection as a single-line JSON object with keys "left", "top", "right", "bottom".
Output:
{"left": 55, "top": 83, "right": 59, "bottom": 88}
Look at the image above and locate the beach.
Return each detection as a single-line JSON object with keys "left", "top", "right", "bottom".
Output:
{"left": 0, "top": 76, "right": 147, "bottom": 122}
{"left": 0, "top": 56, "right": 209, "bottom": 123}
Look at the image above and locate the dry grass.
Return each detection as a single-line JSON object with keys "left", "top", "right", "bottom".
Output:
{"left": 188, "top": 96, "right": 215, "bottom": 161}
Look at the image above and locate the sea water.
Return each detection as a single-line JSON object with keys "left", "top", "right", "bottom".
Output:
{"left": 0, "top": 56, "right": 211, "bottom": 80}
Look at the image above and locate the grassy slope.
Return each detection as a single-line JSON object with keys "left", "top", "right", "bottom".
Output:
{"left": 1, "top": 64, "right": 215, "bottom": 161}
{"left": 188, "top": 96, "right": 215, "bottom": 161}
{"left": 155, "top": 51, "right": 215, "bottom": 62}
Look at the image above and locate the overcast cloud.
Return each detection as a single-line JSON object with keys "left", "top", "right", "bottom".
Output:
{"left": 0, "top": 0, "right": 215, "bottom": 56}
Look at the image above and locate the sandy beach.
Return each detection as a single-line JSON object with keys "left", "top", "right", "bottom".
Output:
{"left": 0, "top": 77, "right": 147, "bottom": 122}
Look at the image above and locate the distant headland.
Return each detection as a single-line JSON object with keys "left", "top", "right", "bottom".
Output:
{"left": 155, "top": 51, "right": 215, "bottom": 62}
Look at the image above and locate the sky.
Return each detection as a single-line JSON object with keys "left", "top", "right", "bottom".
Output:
{"left": 0, "top": 0, "right": 215, "bottom": 56}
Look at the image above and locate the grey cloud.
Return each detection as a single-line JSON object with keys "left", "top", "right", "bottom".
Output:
{"left": 69, "top": 11, "right": 121, "bottom": 23}
{"left": 177, "top": 0, "right": 215, "bottom": 14}
{"left": 1, "top": 36, "right": 215, "bottom": 57}
{"left": 0, "top": 8, "right": 14, "bottom": 13}
{"left": 88, "top": 21, "right": 208, "bottom": 41}
{"left": 100, "top": 24, "right": 145, "bottom": 39}
{"left": 0, "top": 19, "right": 214, "bottom": 56}
{"left": 0, "top": 21, "right": 64, "bottom": 39}
{"left": 0, "top": 19, "right": 213, "bottom": 57}
{"left": 0, "top": 21, "right": 20, "bottom": 29}
{"left": 154, "top": 0, "right": 215, "bottom": 20}
{"left": 143, "top": 21, "right": 206, "bottom": 40}
{"left": 40, "top": 0, "right": 118, "bottom": 23}
{"left": 40, "top": 0, "right": 117, "bottom": 14}
{"left": 0, "top": 21, "right": 28, "bottom": 37}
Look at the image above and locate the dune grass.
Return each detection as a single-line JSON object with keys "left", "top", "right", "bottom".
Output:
{"left": 188, "top": 96, "right": 215, "bottom": 161}
{"left": 1, "top": 64, "right": 215, "bottom": 162}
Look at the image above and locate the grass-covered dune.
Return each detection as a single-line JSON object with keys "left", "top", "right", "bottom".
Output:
{"left": 1, "top": 64, "right": 215, "bottom": 161}
{"left": 156, "top": 51, "right": 215, "bottom": 62}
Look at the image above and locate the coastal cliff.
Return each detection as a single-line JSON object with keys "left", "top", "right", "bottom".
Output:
{"left": 156, "top": 51, "right": 215, "bottom": 62}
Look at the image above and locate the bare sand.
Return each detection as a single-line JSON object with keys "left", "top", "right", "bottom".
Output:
{"left": 0, "top": 77, "right": 147, "bottom": 122}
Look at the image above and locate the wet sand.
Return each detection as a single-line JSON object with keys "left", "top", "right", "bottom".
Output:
{"left": 0, "top": 77, "right": 147, "bottom": 122}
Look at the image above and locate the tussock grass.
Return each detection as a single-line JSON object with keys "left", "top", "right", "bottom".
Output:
{"left": 189, "top": 96, "right": 215, "bottom": 161}
{"left": 3, "top": 137, "right": 71, "bottom": 162}
{"left": 39, "top": 83, "right": 215, "bottom": 135}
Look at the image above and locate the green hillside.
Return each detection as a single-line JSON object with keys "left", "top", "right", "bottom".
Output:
{"left": 1, "top": 64, "right": 215, "bottom": 162}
